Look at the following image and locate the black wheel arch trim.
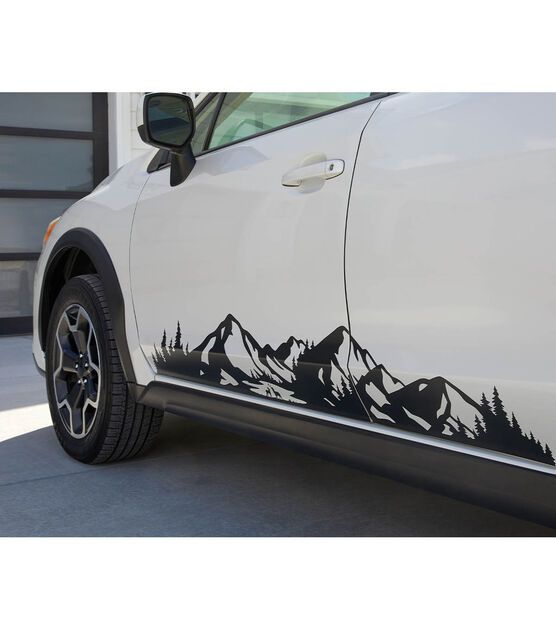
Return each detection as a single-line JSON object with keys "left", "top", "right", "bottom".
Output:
{"left": 38, "top": 228, "right": 136, "bottom": 384}
{"left": 137, "top": 380, "right": 556, "bottom": 528}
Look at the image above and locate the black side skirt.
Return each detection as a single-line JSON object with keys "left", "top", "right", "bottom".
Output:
{"left": 137, "top": 381, "right": 556, "bottom": 529}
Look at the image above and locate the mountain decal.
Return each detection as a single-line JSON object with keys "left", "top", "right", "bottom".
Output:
{"left": 153, "top": 314, "right": 555, "bottom": 467}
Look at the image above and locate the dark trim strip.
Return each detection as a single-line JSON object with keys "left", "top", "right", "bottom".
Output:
{"left": 0, "top": 126, "right": 95, "bottom": 140}
{"left": 147, "top": 149, "right": 170, "bottom": 174}
{"left": 0, "top": 190, "right": 86, "bottom": 199}
{"left": 138, "top": 380, "right": 556, "bottom": 528}
{"left": 0, "top": 252, "right": 40, "bottom": 261}
{"left": 203, "top": 93, "right": 225, "bottom": 151}
{"left": 0, "top": 316, "right": 32, "bottom": 335}
{"left": 92, "top": 93, "right": 109, "bottom": 186}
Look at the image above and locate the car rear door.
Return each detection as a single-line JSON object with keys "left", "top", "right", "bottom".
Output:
{"left": 345, "top": 92, "right": 556, "bottom": 468}
{"left": 130, "top": 92, "right": 382, "bottom": 417}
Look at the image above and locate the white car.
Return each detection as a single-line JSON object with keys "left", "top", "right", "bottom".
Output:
{"left": 33, "top": 92, "right": 556, "bottom": 525}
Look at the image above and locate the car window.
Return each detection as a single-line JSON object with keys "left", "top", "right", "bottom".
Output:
{"left": 208, "top": 93, "right": 370, "bottom": 149}
{"left": 190, "top": 94, "right": 221, "bottom": 155}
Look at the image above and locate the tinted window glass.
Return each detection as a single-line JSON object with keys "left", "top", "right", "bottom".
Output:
{"left": 0, "top": 136, "right": 93, "bottom": 191}
{"left": 209, "top": 93, "right": 370, "bottom": 149}
{"left": 0, "top": 93, "right": 92, "bottom": 131}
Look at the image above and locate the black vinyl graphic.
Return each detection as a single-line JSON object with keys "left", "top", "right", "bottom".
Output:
{"left": 153, "top": 314, "right": 555, "bottom": 466}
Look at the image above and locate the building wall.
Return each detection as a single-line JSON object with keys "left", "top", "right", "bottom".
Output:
{"left": 108, "top": 93, "right": 151, "bottom": 171}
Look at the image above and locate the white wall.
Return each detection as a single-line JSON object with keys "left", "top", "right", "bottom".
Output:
{"left": 107, "top": 92, "right": 151, "bottom": 172}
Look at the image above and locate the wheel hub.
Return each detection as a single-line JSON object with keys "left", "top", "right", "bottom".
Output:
{"left": 75, "top": 353, "right": 91, "bottom": 380}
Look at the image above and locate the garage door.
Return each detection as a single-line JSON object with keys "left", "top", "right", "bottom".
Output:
{"left": 0, "top": 93, "right": 108, "bottom": 334}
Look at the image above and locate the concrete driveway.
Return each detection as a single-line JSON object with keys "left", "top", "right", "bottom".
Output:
{"left": 0, "top": 335, "right": 553, "bottom": 536}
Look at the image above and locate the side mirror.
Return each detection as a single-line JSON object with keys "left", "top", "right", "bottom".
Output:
{"left": 137, "top": 93, "right": 196, "bottom": 186}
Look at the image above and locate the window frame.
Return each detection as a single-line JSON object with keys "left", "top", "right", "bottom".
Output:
{"left": 148, "top": 92, "right": 393, "bottom": 171}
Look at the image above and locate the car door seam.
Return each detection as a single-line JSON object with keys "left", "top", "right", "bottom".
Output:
{"left": 343, "top": 98, "right": 384, "bottom": 422}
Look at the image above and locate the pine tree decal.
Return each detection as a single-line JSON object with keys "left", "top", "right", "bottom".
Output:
{"left": 160, "top": 329, "right": 169, "bottom": 361}
{"left": 510, "top": 412, "right": 522, "bottom": 437}
{"left": 491, "top": 387, "right": 508, "bottom": 424}
{"left": 338, "top": 378, "right": 351, "bottom": 400}
{"left": 474, "top": 415, "right": 485, "bottom": 438}
{"left": 455, "top": 418, "right": 469, "bottom": 437}
{"left": 480, "top": 393, "right": 492, "bottom": 417}
{"left": 174, "top": 321, "right": 183, "bottom": 351}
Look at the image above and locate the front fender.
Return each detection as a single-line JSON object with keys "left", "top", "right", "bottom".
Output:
{"left": 37, "top": 228, "right": 136, "bottom": 385}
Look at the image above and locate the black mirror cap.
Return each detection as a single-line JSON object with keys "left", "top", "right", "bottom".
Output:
{"left": 140, "top": 93, "right": 196, "bottom": 154}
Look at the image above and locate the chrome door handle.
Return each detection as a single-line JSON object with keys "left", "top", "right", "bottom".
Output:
{"left": 281, "top": 159, "right": 345, "bottom": 187}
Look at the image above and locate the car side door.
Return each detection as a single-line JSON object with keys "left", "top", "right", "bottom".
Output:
{"left": 346, "top": 92, "right": 556, "bottom": 468}
{"left": 130, "top": 92, "right": 382, "bottom": 417}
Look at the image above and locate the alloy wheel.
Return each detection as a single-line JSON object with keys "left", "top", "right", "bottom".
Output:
{"left": 52, "top": 304, "right": 101, "bottom": 438}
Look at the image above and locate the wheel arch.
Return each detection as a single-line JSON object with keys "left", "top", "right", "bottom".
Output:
{"left": 39, "top": 228, "right": 136, "bottom": 384}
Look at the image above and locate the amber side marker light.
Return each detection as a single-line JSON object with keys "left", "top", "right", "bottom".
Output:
{"left": 43, "top": 217, "right": 61, "bottom": 248}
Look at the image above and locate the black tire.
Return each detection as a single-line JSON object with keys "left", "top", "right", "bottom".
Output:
{"left": 45, "top": 274, "right": 162, "bottom": 463}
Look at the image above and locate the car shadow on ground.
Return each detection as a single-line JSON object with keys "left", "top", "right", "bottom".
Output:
{"left": 0, "top": 412, "right": 554, "bottom": 536}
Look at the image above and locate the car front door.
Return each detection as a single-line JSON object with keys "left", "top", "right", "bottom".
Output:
{"left": 130, "top": 92, "right": 381, "bottom": 417}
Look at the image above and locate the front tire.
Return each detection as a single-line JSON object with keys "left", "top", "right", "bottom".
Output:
{"left": 45, "top": 274, "right": 162, "bottom": 463}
